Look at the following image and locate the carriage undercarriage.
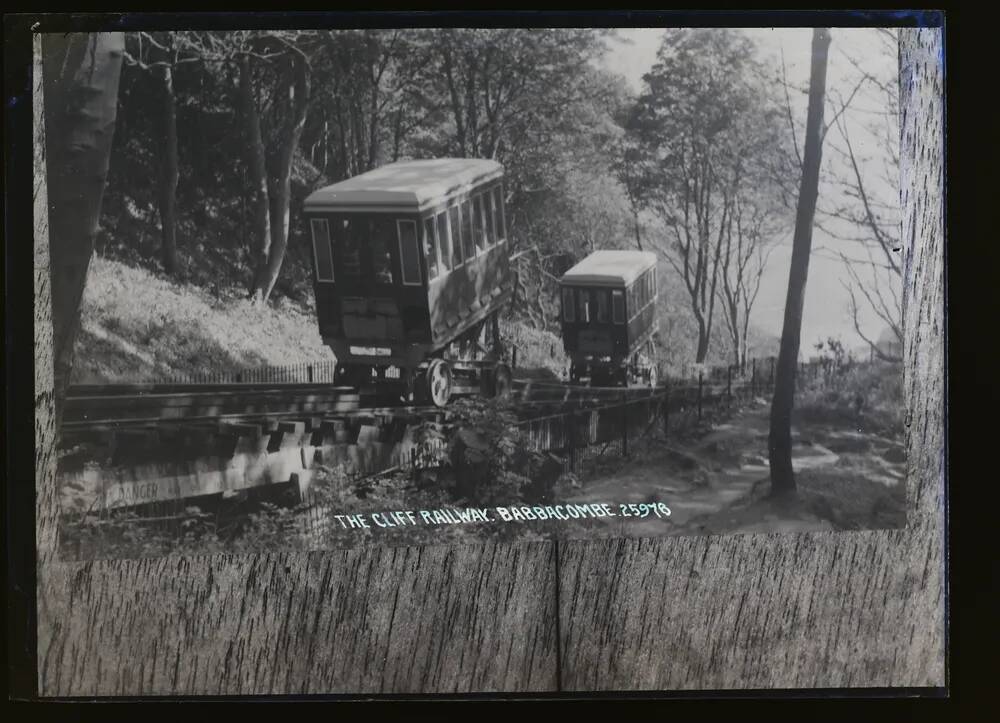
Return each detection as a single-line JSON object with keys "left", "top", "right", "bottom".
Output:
{"left": 332, "top": 311, "right": 512, "bottom": 408}
{"left": 569, "top": 338, "right": 659, "bottom": 389}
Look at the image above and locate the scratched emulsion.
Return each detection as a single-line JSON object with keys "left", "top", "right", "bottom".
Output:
{"left": 35, "top": 28, "right": 944, "bottom": 695}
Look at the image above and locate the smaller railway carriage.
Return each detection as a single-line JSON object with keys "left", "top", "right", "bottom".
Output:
{"left": 303, "top": 158, "right": 513, "bottom": 406}
{"left": 559, "top": 250, "right": 660, "bottom": 387}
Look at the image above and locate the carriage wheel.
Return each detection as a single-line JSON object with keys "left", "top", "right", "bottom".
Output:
{"left": 492, "top": 363, "right": 512, "bottom": 399}
{"left": 647, "top": 362, "right": 658, "bottom": 389}
{"left": 425, "top": 359, "right": 452, "bottom": 408}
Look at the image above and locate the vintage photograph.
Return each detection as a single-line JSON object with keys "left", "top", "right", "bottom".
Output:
{"left": 41, "top": 25, "right": 907, "bottom": 562}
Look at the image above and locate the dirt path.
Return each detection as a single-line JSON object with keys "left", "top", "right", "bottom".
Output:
{"left": 560, "top": 399, "right": 906, "bottom": 539}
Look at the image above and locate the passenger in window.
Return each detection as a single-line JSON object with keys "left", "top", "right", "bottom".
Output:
{"left": 339, "top": 217, "right": 362, "bottom": 279}
{"left": 370, "top": 217, "right": 394, "bottom": 284}
{"left": 436, "top": 212, "right": 452, "bottom": 272}
{"left": 423, "top": 218, "right": 439, "bottom": 280}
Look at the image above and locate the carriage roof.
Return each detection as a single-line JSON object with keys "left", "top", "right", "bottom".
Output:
{"left": 560, "top": 250, "right": 658, "bottom": 288}
{"left": 303, "top": 158, "right": 503, "bottom": 213}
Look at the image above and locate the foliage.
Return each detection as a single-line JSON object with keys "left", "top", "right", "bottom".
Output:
{"left": 621, "top": 28, "right": 793, "bottom": 363}
{"left": 796, "top": 356, "right": 904, "bottom": 438}
{"left": 411, "top": 397, "right": 562, "bottom": 507}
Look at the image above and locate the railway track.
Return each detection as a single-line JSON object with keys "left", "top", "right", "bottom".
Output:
{"left": 60, "top": 377, "right": 661, "bottom": 434}
{"left": 56, "top": 377, "right": 674, "bottom": 516}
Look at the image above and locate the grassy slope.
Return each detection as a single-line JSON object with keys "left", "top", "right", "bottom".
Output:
{"left": 72, "top": 256, "right": 566, "bottom": 385}
{"left": 72, "top": 256, "right": 333, "bottom": 384}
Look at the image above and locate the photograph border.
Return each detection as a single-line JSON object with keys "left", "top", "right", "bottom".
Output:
{"left": 11, "top": 9, "right": 946, "bottom": 697}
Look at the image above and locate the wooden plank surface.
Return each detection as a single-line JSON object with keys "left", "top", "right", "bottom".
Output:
{"left": 34, "top": 28, "right": 945, "bottom": 696}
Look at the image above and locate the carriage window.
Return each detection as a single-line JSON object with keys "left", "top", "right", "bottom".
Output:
{"left": 336, "top": 216, "right": 362, "bottom": 279}
{"left": 422, "top": 217, "right": 439, "bottom": 281}
{"left": 596, "top": 289, "right": 609, "bottom": 322}
{"left": 612, "top": 290, "right": 625, "bottom": 324}
{"left": 473, "top": 194, "right": 488, "bottom": 253}
{"left": 436, "top": 211, "right": 452, "bottom": 272}
{"left": 577, "top": 288, "right": 590, "bottom": 323}
{"left": 398, "top": 220, "right": 422, "bottom": 286}
{"left": 370, "top": 217, "right": 395, "bottom": 284}
{"left": 460, "top": 199, "right": 475, "bottom": 261}
{"left": 485, "top": 191, "right": 497, "bottom": 246}
{"left": 310, "top": 218, "right": 334, "bottom": 282}
{"left": 448, "top": 205, "right": 463, "bottom": 267}
{"left": 492, "top": 185, "right": 506, "bottom": 241}
{"left": 562, "top": 287, "right": 575, "bottom": 322}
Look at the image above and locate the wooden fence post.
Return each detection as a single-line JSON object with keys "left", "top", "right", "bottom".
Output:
{"left": 622, "top": 392, "right": 628, "bottom": 457}
{"left": 663, "top": 380, "right": 669, "bottom": 440}
{"left": 697, "top": 370, "right": 704, "bottom": 422}
{"left": 567, "top": 410, "right": 576, "bottom": 473}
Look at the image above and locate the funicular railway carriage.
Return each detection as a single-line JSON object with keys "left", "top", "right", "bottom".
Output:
{"left": 303, "top": 158, "right": 514, "bottom": 407}
{"left": 559, "top": 250, "right": 660, "bottom": 387}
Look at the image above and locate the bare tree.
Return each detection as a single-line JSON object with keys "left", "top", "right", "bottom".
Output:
{"left": 717, "top": 196, "right": 781, "bottom": 372}
{"left": 42, "top": 32, "right": 125, "bottom": 428}
{"left": 822, "top": 30, "right": 902, "bottom": 361}
{"left": 774, "top": 29, "right": 900, "bottom": 361}
{"left": 768, "top": 28, "right": 832, "bottom": 498}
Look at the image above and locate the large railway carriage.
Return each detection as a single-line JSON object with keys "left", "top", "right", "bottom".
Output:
{"left": 303, "top": 158, "right": 513, "bottom": 407}
{"left": 559, "top": 250, "right": 660, "bottom": 387}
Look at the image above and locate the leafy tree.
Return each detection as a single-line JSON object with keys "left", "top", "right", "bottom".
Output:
{"left": 623, "top": 28, "right": 791, "bottom": 363}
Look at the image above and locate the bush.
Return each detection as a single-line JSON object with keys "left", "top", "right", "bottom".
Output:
{"left": 796, "top": 357, "right": 904, "bottom": 437}
{"left": 412, "top": 397, "right": 562, "bottom": 506}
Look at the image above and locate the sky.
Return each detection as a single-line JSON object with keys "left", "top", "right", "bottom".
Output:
{"left": 600, "top": 28, "right": 900, "bottom": 355}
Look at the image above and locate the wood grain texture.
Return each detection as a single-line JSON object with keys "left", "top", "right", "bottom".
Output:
{"left": 34, "top": 28, "right": 945, "bottom": 696}
{"left": 557, "top": 27, "right": 945, "bottom": 691}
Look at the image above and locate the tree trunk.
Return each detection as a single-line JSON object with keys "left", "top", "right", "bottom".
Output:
{"left": 632, "top": 206, "right": 643, "bottom": 251}
{"left": 239, "top": 55, "right": 272, "bottom": 300}
{"left": 251, "top": 51, "right": 311, "bottom": 304}
{"left": 42, "top": 32, "right": 124, "bottom": 430}
{"left": 695, "top": 320, "right": 710, "bottom": 364}
{"left": 157, "top": 61, "right": 179, "bottom": 275}
{"left": 768, "top": 28, "right": 831, "bottom": 498}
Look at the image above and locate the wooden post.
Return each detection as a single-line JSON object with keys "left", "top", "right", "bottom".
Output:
{"left": 726, "top": 364, "right": 732, "bottom": 403}
{"left": 662, "top": 380, "right": 669, "bottom": 440}
{"left": 751, "top": 358, "right": 757, "bottom": 397}
{"left": 308, "top": 364, "right": 313, "bottom": 383}
{"left": 567, "top": 410, "right": 576, "bottom": 473}
{"left": 697, "top": 370, "right": 704, "bottom": 422}
{"left": 512, "top": 347, "right": 518, "bottom": 370}
{"left": 621, "top": 392, "right": 628, "bottom": 458}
